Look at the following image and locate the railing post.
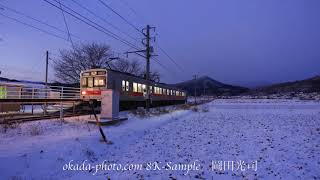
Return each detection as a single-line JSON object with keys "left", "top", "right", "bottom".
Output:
{"left": 44, "top": 87, "right": 47, "bottom": 115}
{"left": 73, "top": 102, "right": 75, "bottom": 116}
{"left": 61, "top": 87, "right": 64, "bottom": 99}
{"left": 60, "top": 101, "right": 64, "bottom": 121}
{"left": 31, "top": 88, "right": 34, "bottom": 115}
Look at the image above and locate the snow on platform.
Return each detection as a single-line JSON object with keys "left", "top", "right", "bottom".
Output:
{"left": 0, "top": 99, "right": 319, "bottom": 179}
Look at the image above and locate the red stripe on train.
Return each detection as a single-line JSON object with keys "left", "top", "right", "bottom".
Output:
{"left": 81, "top": 90, "right": 101, "bottom": 95}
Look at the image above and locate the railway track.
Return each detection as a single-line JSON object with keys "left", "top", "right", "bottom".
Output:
{"left": 0, "top": 101, "right": 95, "bottom": 124}
{"left": 0, "top": 112, "right": 93, "bottom": 124}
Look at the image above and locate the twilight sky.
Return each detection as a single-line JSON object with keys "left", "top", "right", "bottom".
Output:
{"left": 0, "top": 0, "right": 320, "bottom": 87}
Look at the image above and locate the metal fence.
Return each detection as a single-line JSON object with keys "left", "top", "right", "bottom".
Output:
{"left": 1, "top": 85, "right": 80, "bottom": 100}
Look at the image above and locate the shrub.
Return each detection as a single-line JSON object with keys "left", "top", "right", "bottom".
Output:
{"left": 191, "top": 106, "right": 199, "bottom": 112}
{"left": 0, "top": 120, "right": 20, "bottom": 134}
{"left": 201, "top": 106, "right": 209, "bottom": 112}
{"left": 29, "top": 123, "right": 43, "bottom": 136}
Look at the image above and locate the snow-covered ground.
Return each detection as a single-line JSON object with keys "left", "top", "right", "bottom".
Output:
{"left": 0, "top": 99, "right": 319, "bottom": 179}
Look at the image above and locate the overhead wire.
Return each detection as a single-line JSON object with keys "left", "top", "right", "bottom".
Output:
{"left": 97, "top": 0, "right": 143, "bottom": 35}
{"left": 112, "top": 0, "right": 185, "bottom": 74}
{"left": 70, "top": 0, "right": 139, "bottom": 45}
{"left": 58, "top": 0, "right": 75, "bottom": 48}
{"left": 118, "top": 0, "right": 148, "bottom": 25}
{"left": 0, "top": 3, "right": 81, "bottom": 40}
{"left": 44, "top": 0, "right": 142, "bottom": 50}
{"left": 156, "top": 43, "right": 185, "bottom": 72}
{"left": 0, "top": 12, "right": 69, "bottom": 41}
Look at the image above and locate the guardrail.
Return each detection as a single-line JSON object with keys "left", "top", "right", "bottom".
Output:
{"left": 1, "top": 85, "right": 80, "bottom": 100}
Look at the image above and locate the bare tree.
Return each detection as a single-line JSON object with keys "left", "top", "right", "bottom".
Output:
{"left": 54, "top": 42, "right": 160, "bottom": 83}
{"left": 54, "top": 43, "right": 111, "bottom": 83}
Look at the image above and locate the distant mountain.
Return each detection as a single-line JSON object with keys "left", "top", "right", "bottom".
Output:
{"left": 172, "top": 76, "right": 249, "bottom": 96}
{"left": 251, "top": 75, "right": 320, "bottom": 95}
{"left": 232, "top": 81, "right": 273, "bottom": 89}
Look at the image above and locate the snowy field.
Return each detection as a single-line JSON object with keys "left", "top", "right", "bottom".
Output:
{"left": 0, "top": 99, "right": 319, "bottom": 179}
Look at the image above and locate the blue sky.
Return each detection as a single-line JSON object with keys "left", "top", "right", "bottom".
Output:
{"left": 0, "top": 0, "right": 320, "bottom": 86}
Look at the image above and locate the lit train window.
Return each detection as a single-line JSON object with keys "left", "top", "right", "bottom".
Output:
{"left": 81, "top": 78, "right": 87, "bottom": 87}
{"left": 122, "top": 80, "right": 129, "bottom": 91}
{"left": 82, "top": 72, "right": 90, "bottom": 76}
{"left": 91, "top": 71, "right": 97, "bottom": 75}
{"left": 138, "top": 84, "right": 142, "bottom": 93}
{"left": 133, "top": 82, "right": 138, "bottom": 92}
{"left": 94, "top": 77, "right": 105, "bottom": 87}
{"left": 126, "top": 81, "right": 129, "bottom": 91}
{"left": 122, "top": 80, "right": 126, "bottom": 91}
{"left": 159, "top": 88, "right": 162, "bottom": 94}
{"left": 149, "top": 86, "right": 153, "bottom": 94}
{"left": 167, "top": 89, "right": 170, "bottom": 95}
{"left": 163, "top": 89, "right": 166, "bottom": 95}
{"left": 142, "top": 84, "right": 146, "bottom": 92}
{"left": 88, "top": 77, "right": 93, "bottom": 88}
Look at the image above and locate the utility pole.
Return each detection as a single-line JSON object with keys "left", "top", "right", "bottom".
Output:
{"left": 44, "top": 50, "right": 49, "bottom": 115}
{"left": 45, "top": 50, "right": 49, "bottom": 88}
{"left": 193, "top": 75, "right": 197, "bottom": 105}
{"left": 125, "top": 25, "right": 156, "bottom": 112}
{"left": 145, "top": 25, "right": 151, "bottom": 111}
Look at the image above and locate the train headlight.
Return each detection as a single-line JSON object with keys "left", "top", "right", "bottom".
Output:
{"left": 81, "top": 91, "right": 87, "bottom": 95}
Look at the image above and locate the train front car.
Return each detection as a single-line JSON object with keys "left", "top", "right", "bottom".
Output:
{"left": 80, "top": 69, "right": 107, "bottom": 101}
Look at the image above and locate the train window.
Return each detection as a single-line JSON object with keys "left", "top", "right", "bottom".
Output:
{"left": 82, "top": 72, "right": 90, "bottom": 76}
{"left": 122, "top": 81, "right": 130, "bottom": 91}
{"left": 81, "top": 77, "right": 87, "bottom": 87}
{"left": 167, "top": 89, "right": 170, "bottom": 95}
{"left": 159, "top": 88, "right": 162, "bottom": 94}
{"left": 149, "top": 86, "right": 152, "bottom": 94}
{"left": 142, "top": 84, "right": 146, "bottom": 92}
{"left": 133, "top": 82, "right": 138, "bottom": 92}
{"left": 138, "top": 83, "right": 142, "bottom": 93}
{"left": 94, "top": 77, "right": 105, "bottom": 87}
{"left": 122, "top": 80, "right": 126, "bottom": 91}
{"left": 88, "top": 77, "right": 93, "bottom": 88}
{"left": 91, "top": 71, "right": 97, "bottom": 75}
{"left": 163, "top": 89, "right": 166, "bottom": 95}
{"left": 126, "top": 81, "right": 129, "bottom": 91}
{"left": 154, "top": 87, "right": 157, "bottom": 94}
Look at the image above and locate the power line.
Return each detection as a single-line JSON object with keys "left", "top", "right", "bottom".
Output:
{"left": 44, "top": 0, "right": 141, "bottom": 50}
{"left": 118, "top": 0, "right": 148, "bottom": 25}
{"left": 0, "top": 12, "right": 69, "bottom": 41}
{"left": 58, "top": 0, "right": 75, "bottom": 48}
{"left": 152, "top": 57, "right": 176, "bottom": 75}
{"left": 70, "top": 0, "right": 139, "bottom": 44}
{"left": 156, "top": 43, "right": 185, "bottom": 72}
{"left": 0, "top": 3, "right": 81, "bottom": 40}
{"left": 97, "top": 0, "right": 143, "bottom": 35}
{"left": 102, "top": 1, "right": 185, "bottom": 74}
